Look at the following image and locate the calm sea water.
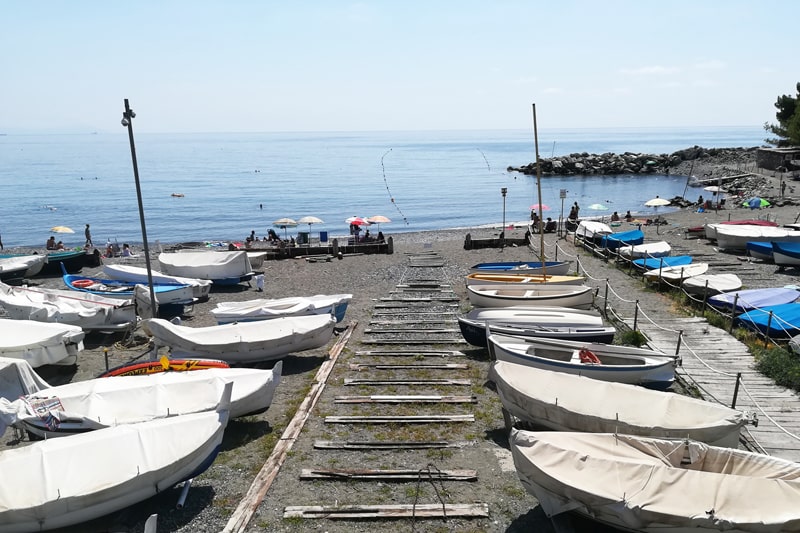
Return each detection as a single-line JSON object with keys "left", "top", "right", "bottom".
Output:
{"left": 0, "top": 126, "right": 765, "bottom": 248}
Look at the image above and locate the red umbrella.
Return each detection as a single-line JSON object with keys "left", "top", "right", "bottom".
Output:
{"left": 345, "top": 216, "right": 371, "bottom": 226}
{"left": 530, "top": 204, "right": 551, "bottom": 212}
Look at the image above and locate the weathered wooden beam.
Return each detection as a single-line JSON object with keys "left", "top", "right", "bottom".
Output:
{"left": 355, "top": 350, "right": 466, "bottom": 357}
{"left": 344, "top": 378, "right": 471, "bottom": 386}
{"left": 299, "top": 468, "right": 477, "bottom": 481}
{"left": 364, "top": 327, "right": 461, "bottom": 334}
{"left": 361, "top": 338, "right": 468, "bottom": 344}
{"left": 284, "top": 503, "right": 490, "bottom": 519}
{"left": 334, "top": 394, "right": 477, "bottom": 403}
{"left": 313, "top": 440, "right": 468, "bottom": 450}
{"left": 348, "top": 363, "right": 469, "bottom": 371}
{"left": 221, "top": 322, "right": 356, "bottom": 533}
{"left": 325, "top": 414, "right": 474, "bottom": 424}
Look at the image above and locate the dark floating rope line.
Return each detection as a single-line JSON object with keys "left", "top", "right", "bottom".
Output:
{"left": 380, "top": 148, "right": 409, "bottom": 225}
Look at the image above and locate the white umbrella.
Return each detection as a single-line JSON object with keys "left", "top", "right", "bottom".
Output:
{"left": 366, "top": 215, "right": 391, "bottom": 230}
{"left": 644, "top": 197, "right": 670, "bottom": 207}
{"left": 703, "top": 185, "right": 726, "bottom": 194}
{"left": 298, "top": 215, "right": 324, "bottom": 230}
{"left": 345, "top": 216, "right": 371, "bottom": 226}
{"left": 272, "top": 217, "right": 298, "bottom": 238}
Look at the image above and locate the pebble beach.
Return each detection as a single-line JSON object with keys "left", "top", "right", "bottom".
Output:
{"left": 3, "top": 152, "right": 800, "bottom": 532}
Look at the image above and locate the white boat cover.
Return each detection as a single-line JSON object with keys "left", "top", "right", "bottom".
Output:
{"left": 682, "top": 273, "right": 743, "bottom": 296}
{"left": 466, "top": 284, "right": 594, "bottom": 310}
{"left": 715, "top": 225, "right": 800, "bottom": 251}
{"left": 158, "top": 250, "right": 253, "bottom": 281}
{"left": 462, "top": 306, "right": 604, "bottom": 327}
{"left": 212, "top": 294, "right": 352, "bottom": 323}
{"left": 0, "top": 258, "right": 29, "bottom": 278}
{"left": 143, "top": 314, "right": 336, "bottom": 363}
{"left": 246, "top": 251, "right": 267, "bottom": 269}
{"left": 0, "top": 319, "right": 85, "bottom": 367}
{"left": 0, "top": 255, "right": 48, "bottom": 277}
{"left": 0, "top": 384, "right": 231, "bottom": 532}
{"left": 511, "top": 429, "right": 800, "bottom": 531}
{"left": 491, "top": 361, "right": 746, "bottom": 447}
{"left": 574, "top": 220, "right": 613, "bottom": 240}
{"left": 0, "top": 281, "right": 136, "bottom": 331}
{"left": 0, "top": 358, "right": 51, "bottom": 435}
{"left": 618, "top": 240, "right": 671, "bottom": 259}
{"left": 4, "top": 362, "right": 282, "bottom": 438}
{"left": 644, "top": 262, "right": 709, "bottom": 281}
{"left": 102, "top": 263, "right": 212, "bottom": 299}
{"left": 465, "top": 273, "right": 585, "bottom": 287}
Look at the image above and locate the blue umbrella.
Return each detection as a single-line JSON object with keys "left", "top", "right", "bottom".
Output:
{"left": 744, "top": 197, "right": 769, "bottom": 209}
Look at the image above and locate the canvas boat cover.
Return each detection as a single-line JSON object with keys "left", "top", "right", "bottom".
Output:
{"left": 682, "top": 273, "right": 742, "bottom": 296}
{"left": 103, "top": 263, "right": 212, "bottom": 299}
{"left": 618, "top": 240, "right": 671, "bottom": 259}
{"left": 575, "top": 221, "right": 613, "bottom": 239}
{"left": 644, "top": 262, "right": 709, "bottom": 281}
{"left": 0, "top": 357, "right": 51, "bottom": 434}
{"left": 0, "top": 319, "right": 84, "bottom": 367}
{"left": 0, "top": 384, "right": 231, "bottom": 531}
{"left": 158, "top": 250, "right": 253, "bottom": 280}
{"left": 708, "top": 287, "right": 800, "bottom": 313}
{"left": 3, "top": 363, "right": 281, "bottom": 438}
{"left": 0, "top": 281, "right": 136, "bottom": 331}
{"left": 491, "top": 361, "right": 745, "bottom": 447}
{"left": 736, "top": 303, "right": 800, "bottom": 337}
{"left": 143, "top": 314, "right": 335, "bottom": 362}
{"left": 511, "top": 429, "right": 800, "bottom": 530}
{"left": 599, "top": 229, "right": 644, "bottom": 250}
{"left": 212, "top": 294, "right": 352, "bottom": 323}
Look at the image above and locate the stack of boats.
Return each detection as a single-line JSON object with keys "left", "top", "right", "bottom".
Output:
{"left": 0, "top": 356, "right": 284, "bottom": 531}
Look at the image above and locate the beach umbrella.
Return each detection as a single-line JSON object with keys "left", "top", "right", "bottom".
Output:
{"left": 703, "top": 185, "right": 726, "bottom": 194}
{"left": 298, "top": 216, "right": 324, "bottom": 231}
{"left": 272, "top": 217, "right": 298, "bottom": 238}
{"left": 345, "top": 216, "right": 371, "bottom": 226}
{"left": 530, "top": 203, "right": 550, "bottom": 212}
{"left": 744, "top": 197, "right": 769, "bottom": 209}
{"left": 50, "top": 226, "right": 75, "bottom": 233}
{"left": 587, "top": 203, "right": 609, "bottom": 211}
{"left": 644, "top": 197, "right": 670, "bottom": 207}
{"left": 366, "top": 215, "right": 391, "bottom": 230}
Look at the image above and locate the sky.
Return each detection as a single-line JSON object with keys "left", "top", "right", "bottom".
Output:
{"left": 1, "top": 1, "right": 797, "bottom": 133}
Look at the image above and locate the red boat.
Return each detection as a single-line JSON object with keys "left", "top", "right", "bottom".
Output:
{"left": 99, "top": 355, "right": 230, "bottom": 377}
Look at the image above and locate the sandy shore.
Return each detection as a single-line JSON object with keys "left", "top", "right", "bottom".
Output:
{"left": 3, "top": 155, "right": 800, "bottom": 532}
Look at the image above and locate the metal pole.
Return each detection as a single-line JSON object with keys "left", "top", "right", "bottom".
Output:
{"left": 501, "top": 187, "right": 507, "bottom": 251}
{"left": 122, "top": 99, "right": 158, "bottom": 319}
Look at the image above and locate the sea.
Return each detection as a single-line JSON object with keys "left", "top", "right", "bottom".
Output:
{"left": 0, "top": 126, "right": 766, "bottom": 249}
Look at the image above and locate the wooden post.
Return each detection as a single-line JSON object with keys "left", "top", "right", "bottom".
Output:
{"left": 731, "top": 372, "right": 742, "bottom": 409}
{"left": 675, "top": 330, "right": 683, "bottom": 357}
{"left": 603, "top": 279, "right": 609, "bottom": 316}
{"left": 729, "top": 294, "right": 739, "bottom": 333}
{"left": 765, "top": 311, "right": 774, "bottom": 347}
{"left": 633, "top": 300, "right": 640, "bottom": 331}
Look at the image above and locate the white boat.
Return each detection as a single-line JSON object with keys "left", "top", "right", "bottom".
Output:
{"left": 0, "top": 384, "right": 231, "bottom": 532}
{"left": 510, "top": 429, "right": 800, "bottom": 532}
{"left": 574, "top": 220, "right": 613, "bottom": 241}
{"left": 487, "top": 332, "right": 677, "bottom": 388}
{"left": 714, "top": 224, "right": 800, "bottom": 251}
{"left": 246, "top": 251, "right": 267, "bottom": 269}
{"left": 468, "top": 261, "right": 572, "bottom": 276}
{"left": 643, "top": 262, "right": 709, "bottom": 282}
{"left": 0, "top": 254, "right": 48, "bottom": 278}
{"left": 0, "top": 319, "right": 85, "bottom": 367}
{"left": 6, "top": 363, "right": 282, "bottom": 438}
{"left": 681, "top": 273, "right": 743, "bottom": 296}
{"left": 491, "top": 361, "right": 748, "bottom": 447}
{"left": 464, "top": 272, "right": 585, "bottom": 286}
{"left": 143, "top": 314, "right": 336, "bottom": 363}
{"left": 0, "top": 281, "right": 136, "bottom": 332}
{"left": 102, "top": 263, "right": 212, "bottom": 300}
{"left": 617, "top": 240, "right": 671, "bottom": 259}
{"left": 458, "top": 307, "right": 612, "bottom": 347}
{"left": 466, "top": 284, "right": 594, "bottom": 310}
{"left": 0, "top": 357, "right": 50, "bottom": 400}
{"left": 211, "top": 294, "right": 352, "bottom": 324}
{"left": 158, "top": 250, "right": 254, "bottom": 285}
{"left": 0, "top": 258, "right": 30, "bottom": 283}
{"left": 704, "top": 219, "right": 778, "bottom": 241}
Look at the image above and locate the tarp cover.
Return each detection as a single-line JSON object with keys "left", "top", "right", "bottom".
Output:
{"left": 212, "top": 294, "right": 352, "bottom": 323}
{"left": 0, "top": 357, "right": 51, "bottom": 434}
{"left": 103, "top": 263, "right": 212, "bottom": 299}
{"left": 158, "top": 250, "right": 253, "bottom": 280}
{"left": 511, "top": 429, "right": 800, "bottom": 530}
{"left": 491, "top": 361, "right": 744, "bottom": 446}
{"left": 0, "top": 319, "right": 85, "bottom": 367}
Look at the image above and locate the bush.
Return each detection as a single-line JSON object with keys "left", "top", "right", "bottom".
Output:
{"left": 754, "top": 346, "right": 800, "bottom": 390}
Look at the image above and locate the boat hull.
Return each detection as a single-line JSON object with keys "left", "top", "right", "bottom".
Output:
{"left": 771, "top": 241, "right": 800, "bottom": 268}
{"left": 466, "top": 285, "right": 594, "bottom": 310}
{"left": 681, "top": 273, "right": 742, "bottom": 296}
{"left": 211, "top": 294, "right": 352, "bottom": 324}
{"left": 468, "top": 261, "right": 572, "bottom": 276}
{"left": 0, "top": 319, "right": 84, "bottom": 367}
{"left": 102, "top": 264, "right": 212, "bottom": 300}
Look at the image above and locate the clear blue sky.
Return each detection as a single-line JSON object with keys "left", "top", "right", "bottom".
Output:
{"left": 1, "top": 1, "right": 796, "bottom": 133}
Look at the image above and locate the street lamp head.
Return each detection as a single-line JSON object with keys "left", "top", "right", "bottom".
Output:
{"left": 121, "top": 117, "right": 129, "bottom": 127}
{"left": 501, "top": 187, "right": 508, "bottom": 197}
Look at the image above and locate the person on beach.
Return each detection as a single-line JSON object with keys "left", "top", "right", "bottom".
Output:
{"left": 572, "top": 202, "right": 580, "bottom": 219}
{"left": 46, "top": 236, "right": 57, "bottom": 250}
{"left": 376, "top": 231, "right": 385, "bottom": 243}
{"left": 544, "top": 218, "right": 557, "bottom": 233}
{"left": 624, "top": 210, "right": 633, "bottom": 222}
{"left": 611, "top": 211, "right": 620, "bottom": 222}
{"left": 84, "top": 224, "right": 92, "bottom": 247}
{"left": 122, "top": 243, "right": 134, "bottom": 257}
{"left": 0, "top": 231, "right": 3, "bottom": 250}
{"left": 56, "top": 240, "right": 65, "bottom": 250}
{"left": 568, "top": 205, "right": 577, "bottom": 221}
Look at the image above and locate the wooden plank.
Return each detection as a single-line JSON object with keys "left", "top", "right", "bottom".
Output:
{"left": 344, "top": 378, "right": 471, "bottom": 386}
{"left": 356, "top": 349, "right": 466, "bottom": 357}
{"left": 221, "top": 322, "right": 356, "bottom": 533}
{"left": 349, "top": 363, "right": 469, "bottom": 371}
{"left": 369, "top": 319, "right": 457, "bottom": 325}
{"left": 299, "top": 468, "right": 477, "bottom": 481}
{"left": 313, "top": 440, "right": 468, "bottom": 450}
{"left": 284, "top": 503, "right": 490, "bottom": 519}
{"left": 362, "top": 338, "right": 467, "bottom": 345}
{"left": 325, "top": 414, "right": 475, "bottom": 424}
{"left": 364, "top": 327, "right": 461, "bottom": 334}
{"left": 334, "top": 394, "right": 477, "bottom": 403}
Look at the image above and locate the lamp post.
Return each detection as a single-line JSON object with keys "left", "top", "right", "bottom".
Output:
{"left": 121, "top": 99, "right": 158, "bottom": 319}
{"left": 501, "top": 187, "right": 508, "bottom": 251}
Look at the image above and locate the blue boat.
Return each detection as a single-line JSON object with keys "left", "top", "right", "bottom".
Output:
{"left": 736, "top": 303, "right": 800, "bottom": 337}
{"left": 469, "top": 260, "right": 572, "bottom": 276}
{"left": 771, "top": 241, "right": 800, "bottom": 268}
{"left": 746, "top": 241, "right": 774, "bottom": 262}
{"left": 599, "top": 229, "right": 645, "bottom": 251}
{"left": 708, "top": 287, "right": 800, "bottom": 313}
{"left": 632, "top": 255, "right": 692, "bottom": 271}
{"left": 62, "top": 266, "right": 196, "bottom": 307}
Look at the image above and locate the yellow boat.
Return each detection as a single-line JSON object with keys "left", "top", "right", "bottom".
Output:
{"left": 465, "top": 272, "right": 585, "bottom": 286}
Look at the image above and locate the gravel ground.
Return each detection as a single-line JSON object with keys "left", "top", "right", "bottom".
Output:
{"left": 3, "top": 155, "right": 799, "bottom": 533}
